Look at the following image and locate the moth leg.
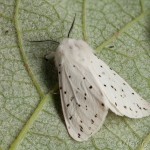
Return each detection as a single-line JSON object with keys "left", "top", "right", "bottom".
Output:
{"left": 44, "top": 52, "right": 55, "bottom": 60}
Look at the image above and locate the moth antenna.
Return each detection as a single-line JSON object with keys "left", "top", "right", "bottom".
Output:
{"left": 67, "top": 14, "right": 76, "bottom": 38}
{"left": 29, "top": 40, "right": 60, "bottom": 45}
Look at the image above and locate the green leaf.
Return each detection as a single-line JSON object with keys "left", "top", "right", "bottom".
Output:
{"left": 0, "top": 0, "right": 150, "bottom": 150}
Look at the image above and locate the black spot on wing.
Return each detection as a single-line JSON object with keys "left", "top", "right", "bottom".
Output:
{"left": 79, "top": 125, "right": 83, "bottom": 132}
{"left": 91, "top": 119, "right": 94, "bottom": 124}
{"left": 137, "top": 104, "right": 142, "bottom": 109}
{"left": 86, "top": 105, "right": 88, "bottom": 110}
{"left": 89, "top": 85, "right": 92, "bottom": 89}
{"left": 110, "top": 85, "right": 117, "bottom": 91}
{"left": 78, "top": 133, "right": 81, "bottom": 138}
{"left": 69, "top": 116, "right": 72, "bottom": 120}
{"left": 124, "top": 106, "right": 127, "bottom": 109}
{"left": 95, "top": 114, "right": 98, "bottom": 117}
{"left": 101, "top": 103, "right": 105, "bottom": 107}
{"left": 76, "top": 103, "right": 81, "bottom": 107}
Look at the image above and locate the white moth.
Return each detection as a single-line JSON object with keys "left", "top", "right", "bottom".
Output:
{"left": 54, "top": 38, "right": 150, "bottom": 141}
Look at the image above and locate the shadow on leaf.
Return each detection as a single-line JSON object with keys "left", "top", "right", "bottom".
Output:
{"left": 42, "top": 55, "right": 65, "bottom": 125}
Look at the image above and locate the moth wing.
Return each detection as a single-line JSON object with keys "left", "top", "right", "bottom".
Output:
{"left": 90, "top": 54, "right": 150, "bottom": 118}
{"left": 58, "top": 61, "right": 108, "bottom": 141}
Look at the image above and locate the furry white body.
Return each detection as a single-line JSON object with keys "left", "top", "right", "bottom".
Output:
{"left": 54, "top": 38, "right": 150, "bottom": 141}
